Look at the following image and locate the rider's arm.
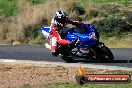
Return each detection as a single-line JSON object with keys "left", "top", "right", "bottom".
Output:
{"left": 67, "top": 19, "right": 82, "bottom": 26}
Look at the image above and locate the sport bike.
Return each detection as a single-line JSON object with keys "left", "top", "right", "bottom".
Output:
{"left": 40, "top": 23, "right": 114, "bottom": 63}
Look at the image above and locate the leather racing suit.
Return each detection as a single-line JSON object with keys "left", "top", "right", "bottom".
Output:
{"left": 49, "top": 18, "right": 81, "bottom": 53}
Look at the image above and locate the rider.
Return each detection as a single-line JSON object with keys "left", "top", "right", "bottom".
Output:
{"left": 49, "top": 11, "right": 82, "bottom": 56}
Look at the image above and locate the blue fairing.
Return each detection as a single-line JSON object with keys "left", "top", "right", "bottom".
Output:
{"left": 66, "top": 33, "right": 96, "bottom": 48}
{"left": 40, "top": 23, "right": 99, "bottom": 49}
{"left": 66, "top": 23, "right": 98, "bottom": 48}
{"left": 40, "top": 27, "right": 50, "bottom": 33}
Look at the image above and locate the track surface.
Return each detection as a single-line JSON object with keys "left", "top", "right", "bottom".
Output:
{"left": 0, "top": 45, "right": 132, "bottom": 69}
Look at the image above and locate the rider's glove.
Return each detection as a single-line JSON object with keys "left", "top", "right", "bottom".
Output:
{"left": 68, "top": 38, "right": 80, "bottom": 49}
{"left": 76, "top": 23, "right": 83, "bottom": 27}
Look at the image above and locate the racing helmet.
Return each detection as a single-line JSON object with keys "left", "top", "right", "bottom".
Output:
{"left": 54, "top": 11, "right": 68, "bottom": 26}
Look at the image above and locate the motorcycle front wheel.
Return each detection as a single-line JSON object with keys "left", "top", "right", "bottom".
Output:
{"left": 97, "top": 45, "right": 114, "bottom": 63}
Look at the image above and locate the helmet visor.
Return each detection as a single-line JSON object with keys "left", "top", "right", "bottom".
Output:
{"left": 56, "top": 17, "right": 66, "bottom": 24}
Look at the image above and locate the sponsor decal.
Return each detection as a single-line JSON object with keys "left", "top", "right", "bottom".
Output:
{"left": 75, "top": 66, "right": 131, "bottom": 84}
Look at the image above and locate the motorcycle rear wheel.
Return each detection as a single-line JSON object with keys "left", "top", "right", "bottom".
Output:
{"left": 59, "top": 45, "right": 75, "bottom": 63}
{"left": 61, "top": 55, "right": 75, "bottom": 63}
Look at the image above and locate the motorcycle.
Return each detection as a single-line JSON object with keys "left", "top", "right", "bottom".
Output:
{"left": 40, "top": 23, "right": 114, "bottom": 63}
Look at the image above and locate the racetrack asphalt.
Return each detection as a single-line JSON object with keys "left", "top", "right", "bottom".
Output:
{"left": 0, "top": 45, "right": 132, "bottom": 70}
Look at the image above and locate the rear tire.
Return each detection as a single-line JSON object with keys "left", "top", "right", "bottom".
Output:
{"left": 61, "top": 55, "right": 75, "bottom": 63}
{"left": 59, "top": 45, "right": 75, "bottom": 63}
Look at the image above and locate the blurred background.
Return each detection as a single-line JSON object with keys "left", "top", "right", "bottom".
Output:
{"left": 0, "top": 0, "right": 131, "bottom": 48}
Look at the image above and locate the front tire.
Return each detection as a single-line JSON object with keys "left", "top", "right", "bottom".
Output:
{"left": 98, "top": 45, "right": 114, "bottom": 63}
{"left": 93, "top": 43, "right": 114, "bottom": 63}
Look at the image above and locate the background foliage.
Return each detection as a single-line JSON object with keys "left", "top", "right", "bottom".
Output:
{"left": 0, "top": 0, "right": 131, "bottom": 47}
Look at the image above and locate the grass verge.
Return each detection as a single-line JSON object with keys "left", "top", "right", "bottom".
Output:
{"left": 44, "top": 82, "right": 132, "bottom": 88}
{"left": 27, "top": 0, "right": 46, "bottom": 5}
{"left": 76, "top": 0, "right": 131, "bottom": 7}
{"left": 100, "top": 33, "right": 132, "bottom": 48}
{"left": 0, "top": 0, "right": 18, "bottom": 16}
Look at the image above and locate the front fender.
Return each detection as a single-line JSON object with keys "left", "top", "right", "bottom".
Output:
{"left": 97, "top": 42, "right": 105, "bottom": 48}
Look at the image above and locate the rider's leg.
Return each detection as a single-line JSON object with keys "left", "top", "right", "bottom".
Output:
{"left": 50, "top": 37, "right": 59, "bottom": 56}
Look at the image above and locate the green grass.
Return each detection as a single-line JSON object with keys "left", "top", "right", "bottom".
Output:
{"left": 0, "top": 0, "right": 18, "bottom": 16}
{"left": 105, "top": 70, "right": 132, "bottom": 75}
{"left": 44, "top": 82, "right": 132, "bottom": 88}
{"left": 27, "top": 0, "right": 46, "bottom": 5}
{"left": 76, "top": 0, "right": 130, "bottom": 7}
{"left": 21, "top": 84, "right": 31, "bottom": 88}
{"left": 100, "top": 33, "right": 132, "bottom": 48}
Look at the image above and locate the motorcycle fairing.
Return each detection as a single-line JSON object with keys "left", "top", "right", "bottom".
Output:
{"left": 66, "top": 32, "right": 96, "bottom": 49}
{"left": 40, "top": 24, "right": 98, "bottom": 49}
{"left": 40, "top": 27, "right": 50, "bottom": 39}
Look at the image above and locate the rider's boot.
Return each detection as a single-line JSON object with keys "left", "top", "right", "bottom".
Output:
{"left": 52, "top": 51, "right": 59, "bottom": 57}
{"left": 52, "top": 47, "right": 60, "bottom": 57}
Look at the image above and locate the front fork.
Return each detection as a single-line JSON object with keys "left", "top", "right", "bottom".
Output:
{"left": 89, "top": 42, "right": 104, "bottom": 58}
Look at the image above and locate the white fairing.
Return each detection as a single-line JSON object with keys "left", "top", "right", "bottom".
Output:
{"left": 41, "top": 30, "right": 49, "bottom": 39}
{"left": 41, "top": 27, "right": 50, "bottom": 39}
{"left": 51, "top": 37, "right": 57, "bottom": 46}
